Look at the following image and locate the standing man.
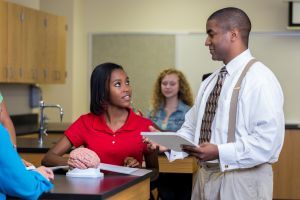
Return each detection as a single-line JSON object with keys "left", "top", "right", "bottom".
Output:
{"left": 149, "top": 7, "right": 284, "bottom": 200}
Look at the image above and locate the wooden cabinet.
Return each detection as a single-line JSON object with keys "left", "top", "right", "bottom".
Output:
{"left": 0, "top": 0, "right": 7, "bottom": 82}
{"left": 0, "top": 1, "right": 67, "bottom": 84}
{"left": 273, "top": 129, "right": 300, "bottom": 199}
{"left": 38, "top": 12, "right": 67, "bottom": 83}
{"left": 7, "top": 2, "right": 23, "bottom": 82}
{"left": 55, "top": 15, "right": 67, "bottom": 83}
{"left": 37, "top": 11, "right": 55, "bottom": 83}
{"left": 23, "top": 7, "right": 39, "bottom": 82}
{"left": 7, "top": 3, "right": 41, "bottom": 83}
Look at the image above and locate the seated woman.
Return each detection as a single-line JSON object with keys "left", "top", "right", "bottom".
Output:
{"left": 147, "top": 68, "right": 194, "bottom": 200}
{"left": 0, "top": 124, "right": 53, "bottom": 200}
{"left": 148, "top": 68, "right": 193, "bottom": 131}
{"left": 42, "top": 63, "right": 158, "bottom": 172}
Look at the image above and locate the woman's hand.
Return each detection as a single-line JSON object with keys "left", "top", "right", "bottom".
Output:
{"left": 68, "top": 148, "right": 100, "bottom": 169}
{"left": 124, "top": 157, "right": 140, "bottom": 168}
{"left": 22, "top": 159, "right": 33, "bottom": 167}
{"left": 143, "top": 125, "right": 169, "bottom": 152}
{"left": 35, "top": 166, "right": 54, "bottom": 181}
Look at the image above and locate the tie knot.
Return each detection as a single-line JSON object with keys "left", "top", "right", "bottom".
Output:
{"left": 219, "top": 67, "right": 227, "bottom": 78}
{"left": 220, "top": 66, "right": 227, "bottom": 74}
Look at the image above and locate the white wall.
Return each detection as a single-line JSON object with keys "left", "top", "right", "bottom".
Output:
{"left": 83, "top": 0, "right": 288, "bottom": 32}
{"left": 39, "top": 0, "right": 89, "bottom": 123}
{"left": 82, "top": 0, "right": 299, "bottom": 123}
{"left": 176, "top": 33, "right": 300, "bottom": 124}
{"left": 4, "top": 0, "right": 300, "bottom": 124}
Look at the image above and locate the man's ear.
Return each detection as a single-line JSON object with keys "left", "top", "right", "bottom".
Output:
{"left": 230, "top": 28, "right": 239, "bottom": 41}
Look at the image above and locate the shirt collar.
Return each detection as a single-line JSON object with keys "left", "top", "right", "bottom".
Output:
{"left": 177, "top": 100, "right": 187, "bottom": 112}
{"left": 93, "top": 109, "right": 138, "bottom": 133}
{"left": 159, "top": 100, "right": 187, "bottom": 113}
{"left": 225, "top": 49, "right": 253, "bottom": 76}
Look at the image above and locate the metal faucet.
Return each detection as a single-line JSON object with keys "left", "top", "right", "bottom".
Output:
{"left": 39, "top": 100, "right": 64, "bottom": 144}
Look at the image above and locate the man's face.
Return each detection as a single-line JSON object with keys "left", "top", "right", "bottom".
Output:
{"left": 205, "top": 19, "right": 232, "bottom": 64}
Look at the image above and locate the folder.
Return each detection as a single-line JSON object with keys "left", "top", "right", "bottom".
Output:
{"left": 142, "top": 132, "right": 198, "bottom": 151}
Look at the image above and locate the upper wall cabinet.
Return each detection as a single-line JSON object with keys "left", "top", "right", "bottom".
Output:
{"left": 0, "top": 1, "right": 8, "bottom": 82}
{"left": 37, "top": 12, "right": 67, "bottom": 84}
{"left": 0, "top": 1, "right": 67, "bottom": 84}
{"left": 7, "top": 3, "right": 26, "bottom": 82}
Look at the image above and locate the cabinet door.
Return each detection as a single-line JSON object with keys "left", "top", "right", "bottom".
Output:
{"left": 45, "top": 13, "right": 58, "bottom": 83}
{"left": 0, "top": 1, "right": 8, "bottom": 82}
{"left": 5, "top": 2, "right": 67, "bottom": 84}
{"left": 7, "top": 2, "right": 23, "bottom": 83}
{"left": 37, "top": 12, "right": 59, "bottom": 84}
{"left": 37, "top": 11, "right": 47, "bottom": 83}
{"left": 23, "top": 7, "right": 39, "bottom": 83}
{"left": 55, "top": 16, "right": 67, "bottom": 83}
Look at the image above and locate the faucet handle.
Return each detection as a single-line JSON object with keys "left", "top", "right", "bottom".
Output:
{"left": 43, "top": 128, "right": 48, "bottom": 136}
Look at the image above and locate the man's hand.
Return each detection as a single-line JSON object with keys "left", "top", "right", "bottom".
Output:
{"left": 181, "top": 142, "right": 219, "bottom": 162}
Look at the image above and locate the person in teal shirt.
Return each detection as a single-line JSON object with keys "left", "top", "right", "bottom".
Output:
{"left": 0, "top": 92, "right": 17, "bottom": 146}
{"left": 0, "top": 124, "right": 54, "bottom": 200}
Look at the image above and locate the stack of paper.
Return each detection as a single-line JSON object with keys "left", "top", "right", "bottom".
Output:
{"left": 66, "top": 167, "right": 103, "bottom": 178}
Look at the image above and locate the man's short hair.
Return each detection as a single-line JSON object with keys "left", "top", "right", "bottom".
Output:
{"left": 208, "top": 7, "right": 251, "bottom": 46}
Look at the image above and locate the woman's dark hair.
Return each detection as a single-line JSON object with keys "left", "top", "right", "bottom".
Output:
{"left": 90, "top": 62, "right": 123, "bottom": 115}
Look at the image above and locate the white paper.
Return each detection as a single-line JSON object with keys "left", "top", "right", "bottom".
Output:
{"left": 130, "top": 168, "right": 152, "bottom": 176}
{"left": 99, "top": 163, "right": 139, "bottom": 174}
{"left": 142, "top": 132, "right": 198, "bottom": 151}
{"left": 66, "top": 167, "right": 103, "bottom": 178}
{"left": 26, "top": 165, "right": 36, "bottom": 170}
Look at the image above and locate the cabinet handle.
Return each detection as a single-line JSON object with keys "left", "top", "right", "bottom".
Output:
{"left": 20, "top": 12, "right": 24, "bottom": 22}
{"left": 57, "top": 71, "right": 61, "bottom": 80}
{"left": 19, "top": 68, "right": 23, "bottom": 78}
{"left": 43, "top": 69, "right": 47, "bottom": 79}
{"left": 31, "top": 68, "right": 36, "bottom": 80}
{"left": 5, "top": 66, "right": 8, "bottom": 79}
{"left": 44, "top": 18, "right": 47, "bottom": 27}
{"left": 8, "top": 68, "right": 11, "bottom": 79}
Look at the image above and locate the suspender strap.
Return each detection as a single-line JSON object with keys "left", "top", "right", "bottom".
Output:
{"left": 227, "top": 59, "right": 257, "bottom": 143}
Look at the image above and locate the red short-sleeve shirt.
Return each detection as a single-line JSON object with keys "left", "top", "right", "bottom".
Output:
{"left": 65, "top": 109, "right": 153, "bottom": 166}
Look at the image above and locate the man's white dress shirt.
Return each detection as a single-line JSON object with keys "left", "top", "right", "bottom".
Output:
{"left": 166, "top": 49, "right": 285, "bottom": 172}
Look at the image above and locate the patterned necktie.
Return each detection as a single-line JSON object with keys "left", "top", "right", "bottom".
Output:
{"left": 200, "top": 66, "right": 227, "bottom": 143}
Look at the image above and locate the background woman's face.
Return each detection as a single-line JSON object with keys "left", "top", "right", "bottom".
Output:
{"left": 108, "top": 69, "right": 132, "bottom": 108}
{"left": 161, "top": 73, "right": 180, "bottom": 99}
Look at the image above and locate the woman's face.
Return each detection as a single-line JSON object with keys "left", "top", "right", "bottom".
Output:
{"left": 160, "top": 73, "right": 180, "bottom": 99}
{"left": 108, "top": 69, "right": 132, "bottom": 108}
